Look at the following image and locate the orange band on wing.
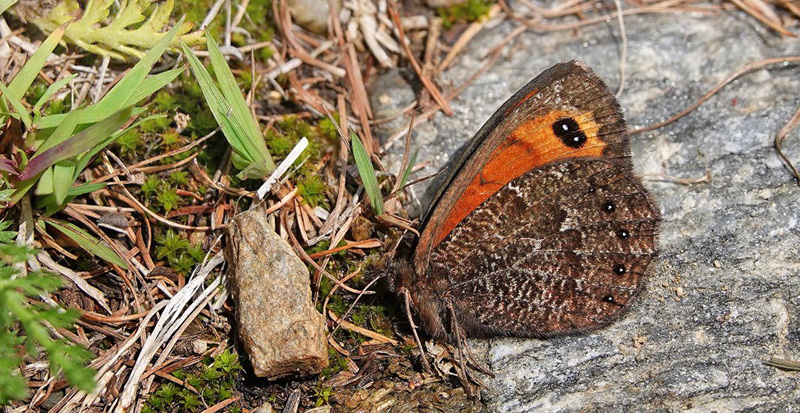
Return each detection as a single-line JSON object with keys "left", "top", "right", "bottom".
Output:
{"left": 433, "top": 110, "right": 606, "bottom": 248}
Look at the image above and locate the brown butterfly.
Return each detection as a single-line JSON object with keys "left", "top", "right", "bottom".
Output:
{"left": 390, "top": 61, "right": 660, "bottom": 343}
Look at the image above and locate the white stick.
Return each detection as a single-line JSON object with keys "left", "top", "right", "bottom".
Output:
{"left": 256, "top": 137, "right": 308, "bottom": 200}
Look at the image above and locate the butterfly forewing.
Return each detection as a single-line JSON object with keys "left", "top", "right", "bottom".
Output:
{"left": 414, "top": 61, "right": 631, "bottom": 275}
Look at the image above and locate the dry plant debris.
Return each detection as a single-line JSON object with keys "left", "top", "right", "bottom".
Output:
{"left": 0, "top": 0, "right": 798, "bottom": 412}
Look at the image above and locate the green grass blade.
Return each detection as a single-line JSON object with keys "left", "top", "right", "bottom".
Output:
{"left": 34, "top": 167, "right": 54, "bottom": 195}
{"left": 35, "top": 108, "right": 81, "bottom": 154}
{"left": 182, "top": 43, "right": 252, "bottom": 160}
{"left": 36, "top": 183, "right": 106, "bottom": 215}
{"left": 33, "top": 74, "right": 78, "bottom": 113}
{"left": 0, "top": 82, "right": 33, "bottom": 129}
{"left": 351, "top": 132, "right": 384, "bottom": 215}
{"left": 399, "top": 149, "right": 419, "bottom": 189}
{"left": 72, "top": 114, "right": 165, "bottom": 175}
{"left": 37, "top": 105, "right": 123, "bottom": 129}
{"left": 20, "top": 107, "right": 141, "bottom": 180}
{"left": 52, "top": 160, "right": 76, "bottom": 205}
{"left": 206, "top": 37, "right": 273, "bottom": 169}
{"left": 122, "top": 68, "right": 183, "bottom": 107}
{"left": 7, "top": 23, "right": 67, "bottom": 101}
{"left": 43, "top": 219, "right": 127, "bottom": 268}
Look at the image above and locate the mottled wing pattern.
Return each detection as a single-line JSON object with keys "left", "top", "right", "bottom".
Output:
{"left": 430, "top": 159, "right": 659, "bottom": 337}
{"left": 414, "top": 61, "right": 630, "bottom": 275}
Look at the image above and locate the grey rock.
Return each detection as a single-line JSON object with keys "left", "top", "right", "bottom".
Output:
{"left": 226, "top": 207, "right": 328, "bottom": 379}
{"left": 287, "top": 0, "right": 340, "bottom": 34}
{"left": 369, "top": 68, "right": 417, "bottom": 138}
{"left": 377, "top": 8, "right": 800, "bottom": 413}
{"left": 254, "top": 401, "right": 275, "bottom": 413}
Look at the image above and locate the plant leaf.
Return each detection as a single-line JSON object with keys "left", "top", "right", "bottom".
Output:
{"left": 35, "top": 108, "right": 81, "bottom": 155}
{"left": 52, "top": 160, "right": 76, "bottom": 206}
{"left": 6, "top": 22, "right": 68, "bottom": 101}
{"left": 399, "top": 148, "right": 419, "bottom": 189}
{"left": 30, "top": 0, "right": 203, "bottom": 61}
{"left": 42, "top": 219, "right": 127, "bottom": 268}
{"left": 182, "top": 40, "right": 276, "bottom": 178}
{"left": 19, "top": 107, "right": 140, "bottom": 181}
{"left": 351, "top": 132, "right": 384, "bottom": 215}
{"left": 207, "top": 36, "right": 273, "bottom": 167}
{"left": 0, "top": 82, "right": 33, "bottom": 129}
{"left": 122, "top": 68, "right": 183, "bottom": 107}
{"left": 36, "top": 183, "right": 106, "bottom": 216}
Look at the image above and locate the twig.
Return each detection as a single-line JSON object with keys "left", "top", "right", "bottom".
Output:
{"left": 642, "top": 171, "right": 712, "bottom": 185}
{"left": 328, "top": 311, "right": 398, "bottom": 345}
{"left": 388, "top": 6, "right": 454, "bottom": 116}
{"left": 613, "top": 0, "right": 628, "bottom": 97}
{"left": 729, "top": 0, "right": 796, "bottom": 37}
{"left": 382, "top": 48, "right": 503, "bottom": 151}
{"left": 439, "top": 4, "right": 503, "bottom": 73}
{"left": 775, "top": 103, "right": 800, "bottom": 185}
{"left": 38, "top": 251, "right": 112, "bottom": 314}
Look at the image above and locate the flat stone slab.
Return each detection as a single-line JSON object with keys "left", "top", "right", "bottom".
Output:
{"left": 226, "top": 208, "right": 328, "bottom": 379}
{"left": 377, "top": 8, "right": 800, "bottom": 412}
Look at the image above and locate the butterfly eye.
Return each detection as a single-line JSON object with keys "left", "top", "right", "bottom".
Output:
{"left": 552, "top": 118, "right": 587, "bottom": 149}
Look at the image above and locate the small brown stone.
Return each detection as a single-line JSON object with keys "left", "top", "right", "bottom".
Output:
{"left": 226, "top": 207, "right": 328, "bottom": 379}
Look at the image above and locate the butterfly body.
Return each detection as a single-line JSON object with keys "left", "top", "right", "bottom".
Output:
{"left": 392, "top": 61, "right": 660, "bottom": 340}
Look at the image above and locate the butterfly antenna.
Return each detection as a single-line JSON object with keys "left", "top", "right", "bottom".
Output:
{"left": 404, "top": 290, "right": 433, "bottom": 374}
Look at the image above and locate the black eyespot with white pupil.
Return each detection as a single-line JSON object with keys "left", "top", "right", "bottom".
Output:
{"left": 602, "top": 201, "right": 615, "bottom": 213}
{"left": 552, "top": 118, "right": 587, "bottom": 149}
{"left": 617, "top": 229, "right": 630, "bottom": 239}
{"left": 613, "top": 264, "right": 627, "bottom": 275}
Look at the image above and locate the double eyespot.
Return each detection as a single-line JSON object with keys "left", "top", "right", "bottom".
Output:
{"left": 552, "top": 117, "right": 587, "bottom": 149}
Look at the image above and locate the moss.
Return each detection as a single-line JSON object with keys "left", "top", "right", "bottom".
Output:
{"left": 297, "top": 174, "right": 329, "bottom": 208}
{"left": 438, "top": 0, "right": 494, "bottom": 28}
{"left": 321, "top": 348, "right": 349, "bottom": 378}
{"left": 313, "top": 381, "right": 335, "bottom": 407}
{"left": 156, "top": 186, "right": 182, "bottom": 213}
{"left": 169, "top": 170, "right": 190, "bottom": 188}
{"left": 114, "top": 130, "right": 144, "bottom": 158}
{"left": 155, "top": 229, "right": 205, "bottom": 274}
{"left": 318, "top": 113, "right": 340, "bottom": 139}
{"left": 144, "top": 348, "right": 243, "bottom": 412}
{"left": 265, "top": 128, "right": 294, "bottom": 158}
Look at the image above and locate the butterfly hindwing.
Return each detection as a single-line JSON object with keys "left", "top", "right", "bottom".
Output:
{"left": 430, "top": 159, "right": 659, "bottom": 336}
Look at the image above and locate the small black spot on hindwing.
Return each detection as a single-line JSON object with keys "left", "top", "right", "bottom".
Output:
{"left": 602, "top": 200, "right": 616, "bottom": 213}
{"left": 553, "top": 118, "right": 587, "bottom": 149}
{"left": 613, "top": 264, "right": 627, "bottom": 275}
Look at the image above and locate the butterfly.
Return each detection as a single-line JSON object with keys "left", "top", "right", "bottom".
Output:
{"left": 390, "top": 61, "right": 660, "bottom": 343}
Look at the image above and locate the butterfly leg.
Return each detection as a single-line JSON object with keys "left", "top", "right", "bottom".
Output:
{"left": 403, "top": 288, "right": 433, "bottom": 374}
{"left": 446, "top": 302, "right": 491, "bottom": 398}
